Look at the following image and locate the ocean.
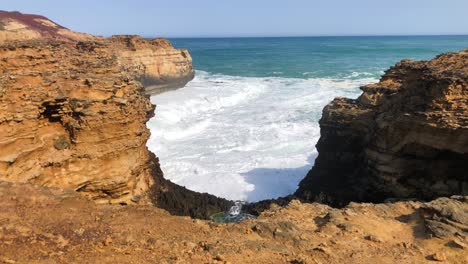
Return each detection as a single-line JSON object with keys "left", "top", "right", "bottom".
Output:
{"left": 146, "top": 36, "right": 468, "bottom": 202}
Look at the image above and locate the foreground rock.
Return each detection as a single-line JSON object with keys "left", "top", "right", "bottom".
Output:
{"left": 0, "top": 40, "right": 154, "bottom": 204}
{"left": 420, "top": 196, "right": 468, "bottom": 239}
{"left": 0, "top": 39, "right": 227, "bottom": 218}
{"left": 296, "top": 50, "right": 468, "bottom": 205}
{"left": 0, "top": 181, "right": 466, "bottom": 263}
{"left": 0, "top": 11, "right": 194, "bottom": 94}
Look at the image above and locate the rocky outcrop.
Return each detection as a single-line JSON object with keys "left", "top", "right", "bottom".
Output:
{"left": 420, "top": 196, "right": 468, "bottom": 239}
{"left": 296, "top": 50, "right": 468, "bottom": 205}
{"left": 0, "top": 12, "right": 226, "bottom": 217}
{"left": 0, "top": 10, "right": 93, "bottom": 42}
{"left": 0, "top": 11, "right": 194, "bottom": 94}
{"left": 0, "top": 181, "right": 466, "bottom": 263}
{"left": 109, "top": 35, "right": 194, "bottom": 94}
{"left": 0, "top": 40, "right": 155, "bottom": 204}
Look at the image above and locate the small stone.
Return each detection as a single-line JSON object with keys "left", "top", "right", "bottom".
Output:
{"left": 103, "top": 236, "right": 112, "bottom": 246}
{"left": 130, "top": 195, "right": 141, "bottom": 203}
{"left": 146, "top": 238, "right": 157, "bottom": 245}
{"left": 364, "top": 235, "right": 382, "bottom": 242}
{"left": 214, "top": 254, "right": 225, "bottom": 261}
{"left": 1, "top": 258, "right": 16, "bottom": 264}
{"left": 54, "top": 136, "right": 70, "bottom": 150}
{"left": 448, "top": 239, "right": 466, "bottom": 249}
{"left": 75, "top": 228, "right": 85, "bottom": 235}
{"left": 273, "top": 228, "right": 283, "bottom": 238}
{"left": 431, "top": 252, "right": 447, "bottom": 261}
{"left": 313, "top": 246, "right": 331, "bottom": 255}
{"left": 343, "top": 208, "right": 357, "bottom": 216}
{"left": 125, "top": 234, "right": 135, "bottom": 244}
{"left": 402, "top": 242, "right": 411, "bottom": 249}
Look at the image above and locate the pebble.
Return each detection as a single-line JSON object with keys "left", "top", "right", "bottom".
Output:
{"left": 448, "top": 238, "right": 466, "bottom": 249}
{"left": 313, "top": 246, "right": 331, "bottom": 255}
{"left": 431, "top": 252, "right": 447, "bottom": 262}
{"left": 1, "top": 258, "right": 16, "bottom": 264}
{"left": 364, "top": 235, "right": 382, "bottom": 242}
{"left": 214, "top": 254, "right": 225, "bottom": 261}
{"left": 103, "top": 236, "right": 112, "bottom": 246}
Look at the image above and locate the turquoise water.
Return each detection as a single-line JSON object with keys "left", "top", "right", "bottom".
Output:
{"left": 172, "top": 36, "right": 468, "bottom": 79}
{"left": 147, "top": 36, "right": 468, "bottom": 202}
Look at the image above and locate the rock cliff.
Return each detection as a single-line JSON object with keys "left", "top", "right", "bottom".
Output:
{"left": 109, "top": 35, "right": 194, "bottom": 94}
{"left": 0, "top": 11, "right": 194, "bottom": 94}
{"left": 0, "top": 11, "right": 226, "bottom": 217}
{"left": 0, "top": 40, "right": 155, "bottom": 204}
{"left": 296, "top": 50, "right": 468, "bottom": 205}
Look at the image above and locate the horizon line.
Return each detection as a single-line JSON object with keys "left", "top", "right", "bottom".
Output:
{"left": 138, "top": 33, "right": 468, "bottom": 39}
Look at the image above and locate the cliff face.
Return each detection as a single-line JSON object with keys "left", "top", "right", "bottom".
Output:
{"left": 0, "top": 11, "right": 194, "bottom": 94}
{"left": 109, "top": 35, "right": 194, "bottom": 94}
{"left": 0, "top": 11, "right": 227, "bottom": 216}
{"left": 296, "top": 50, "right": 468, "bottom": 205}
{"left": 0, "top": 40, "right": 155, "bottom": 203}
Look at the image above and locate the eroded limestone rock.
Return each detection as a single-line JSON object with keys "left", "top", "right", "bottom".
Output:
{"left": 296, "top": 50, "right": 468, "bottom": 205}
{"left": 0, "top": 40, "right": 154, "bottom": 204}
{"left": 0, "top": 11, "right": 194, "bottom": 94}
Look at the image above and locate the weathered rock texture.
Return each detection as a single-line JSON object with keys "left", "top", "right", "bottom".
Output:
{"left": 296, "top": 50, "right": 468, "bottom": 205}
{"left": 0, "top": 10, "right": 93, "bottom": 42}
{"left": 0, "top": 182, "right": 466, "bottom": 263}
{"left": 0, "top": 11, "right": 194, "bottom": 94}
{"left": 420, "top": 196, "right": 468, "bottom": 239}
{"left": 0, "top": 40, "right": 155, "bottom": 204}
{"left": 0, "top": 12, "right": 227, "bottom": 217}
{"left": 110, "top": 35, "right": 194, "bottom": 94}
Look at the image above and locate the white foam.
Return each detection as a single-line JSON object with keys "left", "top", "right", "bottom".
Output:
{"left": 146, "top": 71, "right": 377, "bottom": 202}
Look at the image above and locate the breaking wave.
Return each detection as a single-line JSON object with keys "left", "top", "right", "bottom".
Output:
{"left": 146, "top": 70, "right": 378, "bottom": 202}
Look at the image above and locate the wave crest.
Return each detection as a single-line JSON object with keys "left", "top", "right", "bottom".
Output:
{"left": 146, "top": 71, "right": 377, "bottom": 201}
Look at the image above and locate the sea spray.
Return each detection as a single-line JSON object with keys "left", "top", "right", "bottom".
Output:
{"left": 148, "top": 35, "right": 468, "bottom": 202}
{"left": 147, "top": 71, "right": 376, "bottom": 202}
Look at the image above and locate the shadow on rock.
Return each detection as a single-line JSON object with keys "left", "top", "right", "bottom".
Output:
{"left": 148, "top": 152, "right": 233, "bottom": 219}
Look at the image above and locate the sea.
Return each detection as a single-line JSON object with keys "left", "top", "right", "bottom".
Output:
{"left": 146, "top": 36, "right": 468, "bottom": 202}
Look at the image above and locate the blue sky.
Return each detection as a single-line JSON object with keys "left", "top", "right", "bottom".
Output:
{"left": 1, "top": 0, "right": 468, "bottom": 37}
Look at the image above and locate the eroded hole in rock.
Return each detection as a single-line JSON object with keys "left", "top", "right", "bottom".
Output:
{"left": 40, "top": 99, "right": 78, "bottom": 145}
{"left": 40, "top": 99, "right": 67, "bottom": 123}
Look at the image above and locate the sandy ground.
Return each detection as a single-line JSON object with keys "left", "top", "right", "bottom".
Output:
{"left": 0, "top": 181, "right": 466, "bottom": 264}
